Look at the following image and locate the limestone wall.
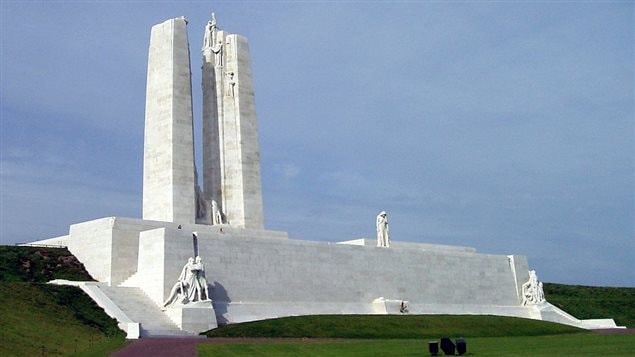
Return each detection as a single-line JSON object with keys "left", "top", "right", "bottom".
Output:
{"left": 60, "top": 217, "right": 530, "bottom": 323}
{"left": 131, "top": 227, "right": 528, "bottom": 322}
{"left": 201, "top": 232, "right": 524, "bottom": 306}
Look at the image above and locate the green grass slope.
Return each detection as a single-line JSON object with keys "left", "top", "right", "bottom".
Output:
{"left": 0, "top": 246, "right": 94, "bottom": 282}
{"left": 205, "top": 314, "right": 583, "bottom": 339}
{"left": 544, "top": 283, "right": 635, "bottom": 328}
{"left": 0, "top": 246, "right": 125, "bottom": 356}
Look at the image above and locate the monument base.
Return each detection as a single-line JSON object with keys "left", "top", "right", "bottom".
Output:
{"left": 28, "top": 216, "right": 624, "bottom": 335}
{"left": 165, "top": 300, "right": 218, "bottom": 333}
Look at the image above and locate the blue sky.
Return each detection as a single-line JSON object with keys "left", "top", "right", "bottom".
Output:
{"left": 1, "top": 1, "right": 633, "bottom": 287}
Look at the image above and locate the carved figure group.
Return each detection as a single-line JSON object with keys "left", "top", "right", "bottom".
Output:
{"left": 163, "top": 256, "right": 211, "bottom": 308}
{"left": 376, "top": 211, "right": 390, "bottom": 247}
{"left": 203, "top": 13, "right": 224, "bottom": 67}
{"left": 202, "top": 13, "right": 218, "bottom": 50}
{"left": 521, "top": 270, "right": 545, "bottom": 306}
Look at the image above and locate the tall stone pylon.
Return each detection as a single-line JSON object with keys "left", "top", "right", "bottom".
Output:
{"left": 143, "top": 17, "right": 197, "bottom": 224}
{"left": 202, "top": 14, "right": 264, "bottom": 229}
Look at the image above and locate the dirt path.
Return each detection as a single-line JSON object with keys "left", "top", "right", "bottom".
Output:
{"left": 111, "top": 337, "right": 204, "bottom": 357}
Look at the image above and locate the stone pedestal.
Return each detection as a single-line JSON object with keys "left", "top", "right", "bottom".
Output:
{"left": 165, "top": 300, "right": 218, "bottom": 333}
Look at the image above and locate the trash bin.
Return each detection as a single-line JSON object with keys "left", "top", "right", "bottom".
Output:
{"left": 456, "top": 338, "right": 467, "bottom": 355}
{"left": 440, "top": 337, "right": 456, "bottom": 355}
{"left": 428, "top": 341, "right": 439, "bottom": 356}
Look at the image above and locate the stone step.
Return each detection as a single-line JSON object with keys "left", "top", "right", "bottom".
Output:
{"left": 143, "top": 330, "right": 202, "bottom": 337}
{"left": 98, "top": 285, "right": 195, "bottom": 337}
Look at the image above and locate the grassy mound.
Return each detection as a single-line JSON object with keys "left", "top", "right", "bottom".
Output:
{"left": 0, "top": 245, "right": 93, "bottom": 282}
{"left": 0, "top": 246, "right": 125, "bottom": 356}
{"left": 0, "top": 282, "right": 125, "bottom": 356}
{"left": 544, "top": 283, "right": 635, "bottom": 328}
{"left": 205, "top": 314, "right": 583, "bottom": 339}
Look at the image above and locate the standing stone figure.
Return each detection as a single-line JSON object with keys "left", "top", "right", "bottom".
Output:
{"left": 202, "top": 13, "right": 217, "bottom": 50}
{"left": 211, "top": 39, "right": 223, "bottom": 67}
{"left": 521, "top": 270, "right": 546, "bottom": 306}
{"left": 376, "top": 211, "right": 390, "bottom": 247}
{"left": 211, "top": 200, "right": 223, "bottom": 225}
{"left": 225, "top": 72, "right": 236, "bottom": 97}
{"left": 194, "top": 256, "right": 211, "bottom": 301}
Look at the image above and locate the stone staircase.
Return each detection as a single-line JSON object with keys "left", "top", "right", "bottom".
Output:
{"left": 98, "top": 285, "right": 196, "bottom": 337}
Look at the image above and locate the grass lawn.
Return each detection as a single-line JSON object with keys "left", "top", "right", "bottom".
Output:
{"left": 0, "top": 282, "right": 126, "bottom": 356}
{"left": 0, "top": 247, "right": 126, "bottom": 357}
{"left": 205, "top": 315, "right": 583, "bottom": 339}
{"left": 544, "top": 283, "right": 635, "bottom": 328}
{"left": 198, "top": 334, "right": 635, "bottom": 356}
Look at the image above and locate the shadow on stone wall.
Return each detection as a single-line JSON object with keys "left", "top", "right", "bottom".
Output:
{"left": 211, "top": 281, "right": 230, "bottom": 325}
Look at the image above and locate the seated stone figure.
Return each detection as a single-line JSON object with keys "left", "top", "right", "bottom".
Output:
{"left": 521, "top": 270, "right": 546, "bottom": 306}
{"left": 163, "top": 257, "right": 196, "bottom": 308}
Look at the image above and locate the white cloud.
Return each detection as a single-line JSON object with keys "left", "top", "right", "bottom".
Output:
{"left": 274, "top": 163, "right": 302, "bottom": 180}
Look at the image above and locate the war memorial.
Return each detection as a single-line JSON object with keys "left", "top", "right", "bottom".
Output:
{"left": 30, "top": 15, "right": 622, "bottom": 338}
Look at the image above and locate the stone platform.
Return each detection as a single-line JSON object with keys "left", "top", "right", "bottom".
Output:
{"left": 36, "top": 216, "right": 623, "bottom": 336}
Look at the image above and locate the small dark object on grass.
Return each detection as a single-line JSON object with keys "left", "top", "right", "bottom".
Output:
{"left": 440, "top": 337, "right": 455, "bottom": 355}
{"left": 428, "top": 340, "right": 439, "bottom": 356}
{"left": 456, "top": 338, "right": 466, "bottom": 355}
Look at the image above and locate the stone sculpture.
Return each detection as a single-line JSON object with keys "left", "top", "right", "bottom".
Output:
{"left": 211, "top": 39, "right": 223, "bottom": 67}
{"left": 194, "top": 256, "right": 210, "bottom": 301}
{"left": 211, "top": 200, "right": 223, "bottom": 225}
{"left": 521, "top": 270, "right": 545, "bottom": 306}
{"left": 202, "top": 13, "right": 217, "bottom": 50}
{"left": 225, "top": 72, "right": 236, "bottom": 97}
{"left": 163, "top": 256, "right": 211, "bottom": 308}
{"left": 400, "top": 300, "right": 409, "bottom": 314}
{"left": 376, "top": 211, "right": 390, "bottom": 247}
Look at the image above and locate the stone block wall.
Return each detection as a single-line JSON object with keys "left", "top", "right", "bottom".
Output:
{"left": 132, "top": 227, "right": 528, "bottom": 322}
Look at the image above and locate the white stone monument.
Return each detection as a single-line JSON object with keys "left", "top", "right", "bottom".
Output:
{"left": 28, "top": 13, "right": 624, "bottom": 338}
{"left": 142, "top": 14, "right": 264, "bottom": 229}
